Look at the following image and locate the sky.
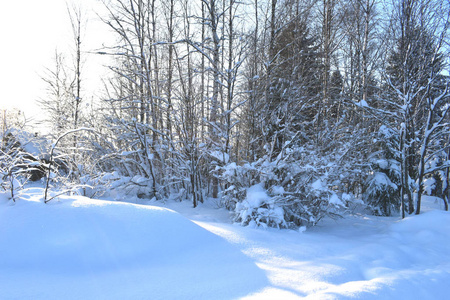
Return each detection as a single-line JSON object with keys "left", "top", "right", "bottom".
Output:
{"left": 0, "top": 0, "right": 111, "bottom": 130}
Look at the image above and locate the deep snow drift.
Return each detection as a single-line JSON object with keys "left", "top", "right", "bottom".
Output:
{"left": 1, "top": 187, "right": 449, "bottom": 299}
{"left": 0, "top": 188, "right": 265, "bottom": 299}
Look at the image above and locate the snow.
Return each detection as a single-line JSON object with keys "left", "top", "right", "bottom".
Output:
{"left": 209, "top": 150, "right": 230, "bottom": 164}
{"left": 329, "top": 192, "right": 344, "bottom": 206}
{"left": 101, "top": 171, "right": 121, "bottom": 181}
{"left": 193, "top": 201, "right": 450, "bottom": 299}
{"left": 271, "top": 185, "right": 285, "bottom": 195}
{"left": 356, "top": 99, "right": 369, "bottom": 108}
{"left": 372, "top": 172, "right": 398, "bottom": 189}
{"left": 376, "top": 159, "right": 389, "bottom": 170}
{"left": 1, "top": 189, "right": 450, "bottom": 299}
{"left": 235, "top": 184, "right": 286, "bottom": 228}
{"left": 312, "top": 178, "right": 324, "bottom": 190}
{"left": 3, "top": 128, "right": 48, "bottom": 157}
{"left": 0, "top": 188, "right": 265, "bottom": 299}
{"left": 245, "top": 184, "right": 269, "bottom": 208}
{"left": 423, "top": 177, "right": 436, "bottom": 195}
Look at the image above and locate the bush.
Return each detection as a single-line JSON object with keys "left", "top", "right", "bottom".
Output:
{"left": 219, "top": 162, "right": 259, "bottom": 210}
{"left": 234, "top": 184, "right": 286, "bottom": 228}
{"left": 221, "top": 145, "right": 350, "bottom": 228}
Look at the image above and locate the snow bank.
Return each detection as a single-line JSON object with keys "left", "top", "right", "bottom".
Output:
{"left": 2, "top": 188, "right": 449, "bottom": 299}
{"left": 197, "top": 208, "right": 450, "bottom": 300}
{"left": 0, "top": 189, "right": 266, "bottom": 299}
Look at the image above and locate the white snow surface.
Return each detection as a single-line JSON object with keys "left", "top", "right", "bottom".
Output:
{"left": 244, "top": 184, "right": 270, "bottom": 208}
{"left": 4, "top": 128, "right": 48, "bottom": 157}
{"left": 1, "top": 188, "right": 450, "bottom": 299}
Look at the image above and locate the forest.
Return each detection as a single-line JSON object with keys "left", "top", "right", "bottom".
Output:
{"left": 1, "top": 0, "right": 450, "bottom": 227}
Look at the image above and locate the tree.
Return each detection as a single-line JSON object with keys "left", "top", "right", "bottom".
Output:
{"left": 359, "top": 0, "right": 450, "bottom": 217}
{"left": 40, "top": 4, "right": 86, "bottom": 142}
{"left": 39, "top": 51, "right": 75, "bottom": 137}
{"left": 364, "top": 125, "right": 401, "bottom": 215}
{"left": 68, "top": 3, "right": 84, "bottom": 145}
{"left": 258, "top": 1, "right": 321, "bottom": 160}
{"left": 100, "top": 0, "right": 163, "bottom": 198}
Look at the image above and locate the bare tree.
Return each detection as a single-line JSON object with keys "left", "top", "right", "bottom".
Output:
{"left": 100, "top": 0, "right": 163, "bottom": 198}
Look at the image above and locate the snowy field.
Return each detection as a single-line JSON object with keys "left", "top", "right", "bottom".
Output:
{"left": 1, "top": 187, "right": 449, "bottom": 299}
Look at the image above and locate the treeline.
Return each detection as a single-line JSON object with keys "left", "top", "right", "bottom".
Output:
{"left": 34, "top": 0, "right": 449, "bottom": 226}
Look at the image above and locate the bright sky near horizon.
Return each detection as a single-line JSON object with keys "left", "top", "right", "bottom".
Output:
{"left": 0, "top": 0, "right": 110, "bottom": 130}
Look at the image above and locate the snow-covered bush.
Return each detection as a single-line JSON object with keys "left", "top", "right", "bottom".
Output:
{"left": 0, "top": 129, "right": 50, "bottom": 200}
{"left": 228, "top": 145, "right": 350, "bottom": 228}
{"left": 0, "top": 153, "right": 25, "bottom": 201}
{"left": 73, "top": 173, "right": 110, "bottom": 199}
{"left": 263, "top": 147, "right": 347, "bottom": 226}
{"left": 234, "top": 184, "right": 286, "bottom": 228}
{"left": 103, "top": 172, "right": 156, "bottom": 200}
{"left": 219, "top": 162, "right": 259, "bottom": 210}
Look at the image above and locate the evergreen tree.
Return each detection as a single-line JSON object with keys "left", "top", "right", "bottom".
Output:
{"left": 364, "top": 126, "right": 401, "bottom": 216}
{"left": 262, "top": 18, "right": 321, "bottom": 160}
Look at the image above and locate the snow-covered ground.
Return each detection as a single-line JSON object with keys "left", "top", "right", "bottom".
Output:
{"left": 1, "top": 187, "right": 449, "bottom": 299}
